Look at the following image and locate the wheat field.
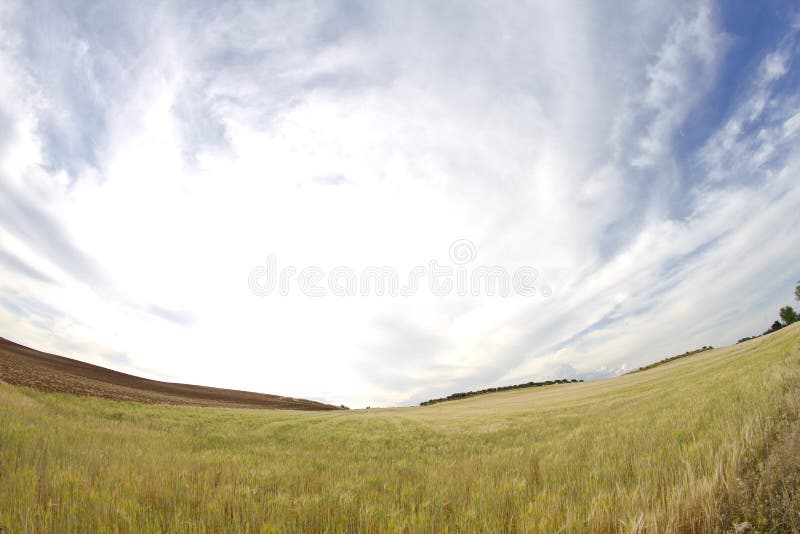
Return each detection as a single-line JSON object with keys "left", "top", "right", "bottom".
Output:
{"left": 1, "top": 324, "right": 799, "bottom": 533}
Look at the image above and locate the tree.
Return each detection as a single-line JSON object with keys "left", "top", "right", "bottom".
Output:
{"left": 766, "top": 320, "right": 783, "bottom": 334}
{"left": 779, "top": 305, "right": 798, "bottom": 326}
{"left": 795, "top": 280, "right": 800, "bottom": 302}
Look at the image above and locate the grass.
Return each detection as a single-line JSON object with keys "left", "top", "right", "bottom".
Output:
{"left": 626, "top": 346, "right": 713, "bottom": 374}
{"left": 419, "top": 378, "right": 582, "bottom": 406}
{"left": 1, "top": 324, "right": 799, "bottom": 532}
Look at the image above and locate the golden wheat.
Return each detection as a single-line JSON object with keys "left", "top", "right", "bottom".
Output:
{"left": 1, "top": 323, "right": 799, "bottom": 532}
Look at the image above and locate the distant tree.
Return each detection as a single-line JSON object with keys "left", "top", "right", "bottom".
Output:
{"left": 795, "top": 280, "right": 800, "bottom": 302}
{"left": 765, "top": 320, "right": 783, "bottom": 334}
{"left": 779, "top": 305, "right": 798, "bottom": 325}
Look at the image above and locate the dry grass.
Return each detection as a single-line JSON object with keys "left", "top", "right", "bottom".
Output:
{"left": 1, "top": 323, "right": 799, "bottom": 532}
{"left": 721, "top": 383, "right": 800, "bottom": 532}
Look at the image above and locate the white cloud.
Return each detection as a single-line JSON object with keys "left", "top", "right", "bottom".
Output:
{"left": 0, "top": 1, "right": 798, "bottom": 407}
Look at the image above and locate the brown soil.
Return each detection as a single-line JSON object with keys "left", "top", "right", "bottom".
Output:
{"left": 0, "top": 336, "right": 343, "bottom": 411}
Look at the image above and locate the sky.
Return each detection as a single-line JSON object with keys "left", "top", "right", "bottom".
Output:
{"left": 1, "top": 1, "right": 799, "bottom": 408}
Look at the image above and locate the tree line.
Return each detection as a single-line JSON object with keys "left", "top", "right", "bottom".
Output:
{"left": 628, "top": 346, "right": 714, "bottom": 373}
{"left": 419, "top": 378, "right": 583, "bottom": 406}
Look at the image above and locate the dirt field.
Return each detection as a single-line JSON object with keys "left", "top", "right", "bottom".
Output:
{"left": 0, "top": 336, "right": 342, "bottom": 410}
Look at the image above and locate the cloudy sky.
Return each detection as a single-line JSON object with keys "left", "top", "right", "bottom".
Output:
{"left": 1, "top": 1, "right": 799, "bottom": 407}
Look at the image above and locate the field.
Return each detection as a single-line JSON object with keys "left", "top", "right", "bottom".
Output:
{"left": 0, "top": 337, "right": 340, "bottom": 411}
{"left": 1, "top": 324, "right": 800, "bottom": 532}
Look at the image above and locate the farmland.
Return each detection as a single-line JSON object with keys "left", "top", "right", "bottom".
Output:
{"left": 0, "top": 337, "right": 340, "bottom": 411}
{"left": 1, "top": 324, "right": 799, "bottom": 532}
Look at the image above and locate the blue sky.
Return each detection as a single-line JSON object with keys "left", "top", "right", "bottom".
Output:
{"left": 0, "top": 1, "right": 799, "bottom": 407}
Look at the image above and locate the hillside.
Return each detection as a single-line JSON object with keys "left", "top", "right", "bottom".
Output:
{"left": 1, "top": 324, "right": 799, "bottom": 531}
{"left": 0, "top": 336, "right": 341, "bottom": 411}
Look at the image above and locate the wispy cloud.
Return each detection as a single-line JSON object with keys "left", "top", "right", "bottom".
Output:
{"left": 147, "top": 305, "right": 196, "bottom": 327}
{"left": 0, "top": 0, "right": 798, "bottom": 407}
{"left": 0, "top": 248, "right": 55, "bottom": 284}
